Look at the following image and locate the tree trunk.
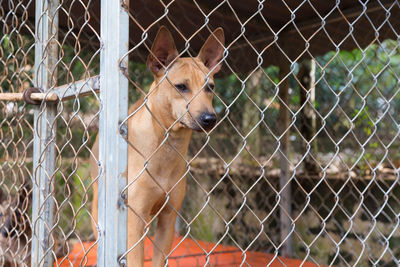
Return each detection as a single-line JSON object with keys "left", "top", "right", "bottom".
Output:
{"left": 278, "top": 61, "right": 293, "bottom": 257}
{"left": 242, "top": 69, "right": 263, "bottom": 158}
{"left": 298, "top": 60, "right": 318, "bottom": 174}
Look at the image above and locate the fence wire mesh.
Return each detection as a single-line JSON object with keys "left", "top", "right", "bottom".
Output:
{"left": 1, "top": 0, "right": 101, "bottom": 266}
{"left": 1, "top": 0, "right": 400, "bottom": 266}
{"left": 0, "top": 1, "right": 34, "bottom": 266}
{"left": 32, "top": 0, "right": 101, "bottom": 265}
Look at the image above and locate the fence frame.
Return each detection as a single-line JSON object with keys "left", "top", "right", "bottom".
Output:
{"left": 31, "top": 0, "right": 59, "bottom": 266}
{"left": 29, "top": 0, "right": 130, "bottom": 266}
{"left": 97, "top": 0, "right": 129, "bottom": 266}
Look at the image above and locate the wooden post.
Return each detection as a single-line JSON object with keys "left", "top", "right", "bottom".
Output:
{"left": 310, "top": 60, "right": 318, "bottom": 157}
{"left": 278, "top": 60, "right": 293, "bottom": 257}
{"left": 298, "top": 61, "right": 318, "bottom": 174}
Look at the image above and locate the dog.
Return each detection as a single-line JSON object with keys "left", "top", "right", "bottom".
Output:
{"left": 0, "top": 184, "right": 31, "bottom": 267}
{"left": 90, "top": 26, "right": 224, "bottom": 266}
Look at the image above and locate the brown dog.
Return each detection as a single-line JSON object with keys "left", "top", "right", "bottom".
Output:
{"left": 90, "top": 26, "right": 224, "bottom": 267}
{"left": 0, "top": 184, "right": 31, "bottom": 267}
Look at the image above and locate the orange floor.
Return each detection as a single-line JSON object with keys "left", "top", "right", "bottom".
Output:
{"left": 56, "top": 236, "right": 320, "bottom": 267}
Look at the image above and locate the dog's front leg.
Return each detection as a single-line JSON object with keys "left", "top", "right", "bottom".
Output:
{"left": 151, "top": 181, "right": 186, "bottom": 267}
{"left": 126, "top": 185, "right": 152, "bottom": 267}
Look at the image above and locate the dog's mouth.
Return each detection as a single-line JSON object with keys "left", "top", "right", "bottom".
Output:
{"left": 179, "top": 119, "right": 215, "bottom": 132}
{"left": 179, "top": 120, "right": 199, "bottom": 131}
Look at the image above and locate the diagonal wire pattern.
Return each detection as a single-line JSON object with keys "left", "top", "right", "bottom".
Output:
{"left": 0, "top": 0, "right": 399, "bottom": 266}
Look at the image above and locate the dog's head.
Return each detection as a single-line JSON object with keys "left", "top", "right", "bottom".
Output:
{"left": 147, "top": 26, "right": 225, "bottom": 132}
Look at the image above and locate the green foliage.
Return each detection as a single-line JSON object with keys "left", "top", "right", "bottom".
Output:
{"left": 55, "top": 161, "right": 94, "bottom": 240}
{"left": 0, "top": 33, "right": 35, "bottom": 93}
{"left": 352, "top": 107, "right": 379, "bottom": 165}
{"left": 188, "top": 210, "right": 217, "bottom": 243}
{"left": 128, "top": 61, "right": 154, "bottom": 104}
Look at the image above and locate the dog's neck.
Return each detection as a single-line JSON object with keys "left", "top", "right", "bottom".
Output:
{"left": 133, "top": 82, "right": 193, "bottom": 156}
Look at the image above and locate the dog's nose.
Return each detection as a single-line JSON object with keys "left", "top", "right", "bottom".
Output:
{"left": 198, "top": 112, "right": 217, "bottom": 130}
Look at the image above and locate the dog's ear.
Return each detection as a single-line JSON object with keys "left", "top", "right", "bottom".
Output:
{"left": 147, "top": 26, "right": 179, "bottom": 76}
{"left": 198, "top": 28, "right": 225, "bottom": 74}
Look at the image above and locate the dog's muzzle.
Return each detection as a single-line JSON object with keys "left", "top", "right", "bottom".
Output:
{"left": 198, "top": 112, "right": 217, "bottom": 131}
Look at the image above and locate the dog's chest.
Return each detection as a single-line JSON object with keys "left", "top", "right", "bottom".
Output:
{"left": 147, "top": 143, "right": 187, "bottom": 185}
{"left": 128, "top": 133, "right": 189, "bottom": 191}
{"left": 127, "top": 107, "right": 192, "bottom": 192}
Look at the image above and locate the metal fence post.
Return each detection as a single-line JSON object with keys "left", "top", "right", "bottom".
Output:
{"left": 31, "top": 0, "right": 59, "bottom": 266}
{"left": 97, "top": 0, "right": 129, "bottom": 266}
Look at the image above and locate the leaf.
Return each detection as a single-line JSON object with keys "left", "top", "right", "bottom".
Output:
{"left": 339, "top": 50, "right": 354, "bottom": 63}
{"left": 390, "top": 55, "right": 400, "bottom": 65}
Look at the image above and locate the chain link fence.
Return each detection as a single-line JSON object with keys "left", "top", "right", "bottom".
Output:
{"left": 1, "top": 1, "right": 35, "bottom": 266}
{"left": 1, "top": 0, "right": 400, "bottom": 266}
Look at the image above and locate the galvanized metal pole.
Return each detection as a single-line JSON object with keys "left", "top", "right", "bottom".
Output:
{"left": 97, "top": 0, "right": 129, "bottom": 266}
{"left": 31, "top": 0, "right": 59, "bottom": 266}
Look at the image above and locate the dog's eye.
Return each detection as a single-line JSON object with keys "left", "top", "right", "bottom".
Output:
{"left": 205, "top": 84, "right": 215, "bottom": 93}
{"left": 175, "top": 83, "right": 189, "bottom": 92}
